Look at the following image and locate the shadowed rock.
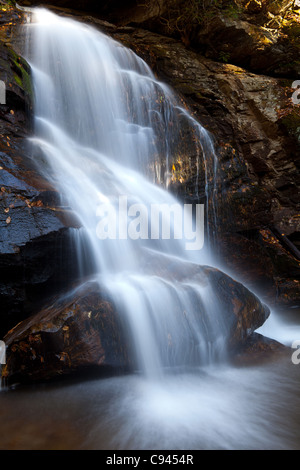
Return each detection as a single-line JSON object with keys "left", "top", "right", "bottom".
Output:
{"left": 2, "top": 280, "right": 132, "bottom": 384}
{"left": 2, "top": 263, "right": 271, "bottom": 385}
{"left": 0, "top": 7, "right": 81, "bottom": 335}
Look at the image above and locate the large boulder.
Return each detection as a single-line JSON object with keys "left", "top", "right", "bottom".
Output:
{"left": 2, "top": 263, "right": 271, "bottom": 385}
{"left": 2, "top": 280, "right": 132, "bottom": 384}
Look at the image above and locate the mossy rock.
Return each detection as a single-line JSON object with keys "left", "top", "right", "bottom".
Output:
{"left": 8, "top": 47, "right": 32, "bottom": 99}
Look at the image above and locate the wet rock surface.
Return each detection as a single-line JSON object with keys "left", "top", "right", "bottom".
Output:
{"left": 141, "top": 252, "right": 271, "bottom": 348}
{"left": 2, "top": 265, "right": 270, "bottom": 385}
{"left": 0, "top": 6, "right": 80, "bottom": 336}
{"left": 2, "top": 280, "right": 132, "bottom": 384}
{"left": 232, "top": 332, "right": 290, "bottom": 366}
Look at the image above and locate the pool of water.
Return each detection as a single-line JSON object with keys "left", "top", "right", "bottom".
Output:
{"left": 1, "top": 308, "right": 300, "bottom": 450}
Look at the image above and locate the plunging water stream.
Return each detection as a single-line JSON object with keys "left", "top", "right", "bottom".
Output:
{"left": 24, "top": 9, "right": 226, "bottom": 378}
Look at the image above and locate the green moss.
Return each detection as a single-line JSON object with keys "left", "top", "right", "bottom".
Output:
{"left": 13, "top": 72, "right": 22, "bottom": 87}
{"left": 20, "top": 65, "right": 32, "bottom": 98}
{"left": 219, "top": 51, "right": 231, "bottom": 63}
{"left": 223, "top": 2, "right": 242, "bottom": 19}
{"left": 8, "top": 48, "right": 33, "bottom": 98}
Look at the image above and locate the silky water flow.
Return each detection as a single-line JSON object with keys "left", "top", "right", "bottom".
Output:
{"left": 24, "top": 9, "right": 228, "bottom": 378}
{"left": 1, "top": 8, "right": 299, "bottom": 450}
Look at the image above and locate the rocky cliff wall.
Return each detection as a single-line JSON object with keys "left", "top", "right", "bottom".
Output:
{"left": 0, "top": 0, "right": 299, "bottom": 342}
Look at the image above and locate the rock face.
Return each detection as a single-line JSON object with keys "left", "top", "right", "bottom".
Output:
{"left": 2, "top": 280, "right": 132, "bottom": 384}
{"left": 0, "top": 143, "right": 80, "bottom": 337}
{"left": 190, "top": 11, "right": 300, "bottom": 78}
{"left": 17, "top": 0, "right": 166, "bottom": 25}
{"left": 0, "top": 6, "right": 80, "bottom": 337}
{"left": 2, "top": 266, "right": 270, "bottom": 384}
{"left": 232, "top": 332, "right": 289, "bottom": 366}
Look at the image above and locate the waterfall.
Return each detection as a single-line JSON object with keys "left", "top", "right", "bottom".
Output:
{"left": 25, "top": 9, "right": 227, "bottom": 379}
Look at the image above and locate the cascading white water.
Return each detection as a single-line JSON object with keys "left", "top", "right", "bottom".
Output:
{"left": 25, "top": 9, "right": 227, "bottom": 378}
